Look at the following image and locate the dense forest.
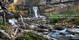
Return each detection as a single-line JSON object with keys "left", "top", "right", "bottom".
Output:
{"left": 0, "top": 0, "right": 79, "bottom": 40}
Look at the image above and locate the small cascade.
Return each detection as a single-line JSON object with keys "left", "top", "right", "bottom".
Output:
{"left": 59, "top": 28, "right": 67, "bottom": 33}
{"left": 51, "top": 30, "right": 61, "bottom": 38}
{"left": 33, "top": 6, "right": 39, "bottom": 18}
{"left": 19, "top": 14, "right": 25, "bottom": 26}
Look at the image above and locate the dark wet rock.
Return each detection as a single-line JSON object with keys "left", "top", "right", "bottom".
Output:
{"left": 38, "top": 25, "right": 53, "bottom": 30}
{"left": 55, "top": 27, "right": 64, "bottom": 30}
{"left": 54, "top": 25, "right": 64, "bottom": 30}
{"left": 14, "top": 13, "right": 20, "bottom": 19}
{"left": 60, "top": 33, "right": 66, "bottom": 36}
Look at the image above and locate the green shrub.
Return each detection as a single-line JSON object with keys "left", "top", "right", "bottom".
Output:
{"left": 49, "top": 17, "right": 61, "bottom": 23}
{"left": 0, "top": 20, "right": 3, "bottom": 25}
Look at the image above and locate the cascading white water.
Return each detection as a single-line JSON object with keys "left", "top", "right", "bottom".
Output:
{"left": 20, "top": 14, "right": 25, "bottom": 26}
{"left": 20, "top": 14, "right": 23, "bottom": 23}
{"left": 33, "top": 6, "right": 39, "bottom": 18}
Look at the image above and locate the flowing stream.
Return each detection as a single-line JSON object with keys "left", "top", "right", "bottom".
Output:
{"left": 36, "top": 24, "right": 78, "bottom": 40}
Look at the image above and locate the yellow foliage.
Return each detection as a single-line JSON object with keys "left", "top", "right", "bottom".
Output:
{"left": 6, "top": 3, "right": 16, "bottom": 12}
{"left": 74, "top": 4, "right": 79, "bottom": 8}
{"left": 4, "top": 0, "right": 6, "bottom": 2}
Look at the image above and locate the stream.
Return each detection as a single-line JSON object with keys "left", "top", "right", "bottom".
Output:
{"left": 0, "top": 3, "right": 79, "bottom": 40}
{"left": 27, "top": 6, "right": 79, "bottom": 40}
{"left": 24, "top": 16, "right": 79, "bottom": 40}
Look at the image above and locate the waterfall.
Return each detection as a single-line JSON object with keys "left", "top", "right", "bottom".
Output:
{"left": 33, "top": 6, "right": 39, "bottom": 18}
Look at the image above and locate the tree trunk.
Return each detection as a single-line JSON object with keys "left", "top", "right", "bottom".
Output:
{"left": 3, "top": 11, "right": 6, "bottom": 25}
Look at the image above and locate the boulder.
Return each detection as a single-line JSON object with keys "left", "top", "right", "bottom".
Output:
{"left": 67, "top": 28, "right": 79, "bottom": 34}
{"left": 29, "top": 25, "right": 38, "bottom": 29}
